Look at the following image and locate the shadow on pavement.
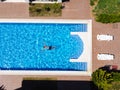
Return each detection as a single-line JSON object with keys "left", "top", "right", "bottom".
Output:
{"left": 15, "top": 80, "right": 98, "bottom": 90}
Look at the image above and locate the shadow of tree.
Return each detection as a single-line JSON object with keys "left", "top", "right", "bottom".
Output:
{"left": 15, "top": 80, "right": 97, "bottom": 90}
{"left": 62, "top": 0, "right": 70, "bottom": 2}
{"left": 0, "top": 85, "right": 6, "bottom": 90}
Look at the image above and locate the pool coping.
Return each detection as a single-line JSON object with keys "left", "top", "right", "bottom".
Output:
{"left": 0, "top": 19, "right": 91, "bottom": 23}
{"left": 0, "top": 19, "right": 92, "bottom": 76}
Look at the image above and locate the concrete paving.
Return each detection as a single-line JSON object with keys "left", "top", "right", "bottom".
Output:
{"left": 0, "top": 3, "right": 29, "bottom": 18}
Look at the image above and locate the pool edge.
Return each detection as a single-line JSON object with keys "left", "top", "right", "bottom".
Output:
{"left": 0, "top": 19, "right": 92, "bottom": 76}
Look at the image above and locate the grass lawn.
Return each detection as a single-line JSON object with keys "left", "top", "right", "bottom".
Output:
{"left": 108, "top": 81, "right": 120, "bottom": 90}
{"left": 94, "top": 0, "right": 120, "bottom": 14}
{"left": 92, "top": 0, "right": 120, "bottom": 23}
{"left": 29, "top": 3, "right": 62, "bottom": 17}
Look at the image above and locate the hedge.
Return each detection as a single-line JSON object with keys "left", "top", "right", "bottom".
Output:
{"left": 112, "top": 72, "right": 120, "bottom": 82}
{"left": 96, "top": 14, "right": 120, "bottom": 23}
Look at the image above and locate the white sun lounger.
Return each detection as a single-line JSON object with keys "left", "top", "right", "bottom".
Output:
{"left": 97, "top": 53, "right": 114, "bottom": 60}
{"left": 97, "top": 34, "right": 114, "bottom": 41}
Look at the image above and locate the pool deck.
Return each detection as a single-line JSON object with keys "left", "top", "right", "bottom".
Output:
{"left": 0, "top": 2, "right": 29, "bottom": 18}
{"left": 0, "top": 0, "right": 120, "bottom": 89}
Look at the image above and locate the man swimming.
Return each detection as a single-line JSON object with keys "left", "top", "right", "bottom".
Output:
{"left": 43, "top": 46, "right": 55, "bottom": 50}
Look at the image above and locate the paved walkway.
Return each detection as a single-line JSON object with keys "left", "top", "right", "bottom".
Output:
{"left": 62, "top": 0, "right": 90, "bottom": 19}
{"left": 92, "top": 20, "right": 120, "bottom": 71}
{"left": 0, "top": 3, "right": 29, "bottom": 18}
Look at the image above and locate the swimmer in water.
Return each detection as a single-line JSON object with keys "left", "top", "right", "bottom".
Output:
{"left": 43, "top": 46, "right": 55, "bottom": 50}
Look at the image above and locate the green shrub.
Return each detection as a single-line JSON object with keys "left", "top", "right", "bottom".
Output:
{"left": 43, "top": 4, "right": 51, "bottom": 12}
{"left": 96, "top": 14, "right": 120, "bottom": 23}
{"left": 108, "top": 81, "right": 120, "bottom": 90}
{"left": 90, "top": 0, "right": 97, "bottom": 6}
{"left": 112, "top": 72, "right": 120, "bottom": 82}
{"left": 92, "top": 69, "right": 113, "bottom": 90}
{"left": 52, "top": 3, "right": 61, "bottom": 13}
{"left": 90, "top": 0, "right": 95, "bottom": 6}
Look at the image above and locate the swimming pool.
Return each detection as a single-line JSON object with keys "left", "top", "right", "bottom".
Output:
{"left": 0, "top": 19, "right": 92, "bottom": 75}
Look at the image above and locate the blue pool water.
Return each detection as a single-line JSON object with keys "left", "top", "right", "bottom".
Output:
{"left": 0, "top": 23, "right": 87, "bottom": 71}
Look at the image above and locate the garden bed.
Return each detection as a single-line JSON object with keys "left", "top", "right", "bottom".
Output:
{"left": 91, "top": 0, "right": 120, "bottom": 23}
{"left": 29, "top": 3, "right": 62, "bottom": 17}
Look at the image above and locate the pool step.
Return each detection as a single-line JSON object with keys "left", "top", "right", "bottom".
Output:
{"left": 72, "top": 62, "right": 87, "bottom": 71}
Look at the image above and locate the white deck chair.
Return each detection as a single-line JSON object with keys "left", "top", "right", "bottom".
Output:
{"left": 97, "top": 53, "right": 114, "bottom": 60}
{"left": 97, "top": 34, "right": 114, "bottom": 41}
